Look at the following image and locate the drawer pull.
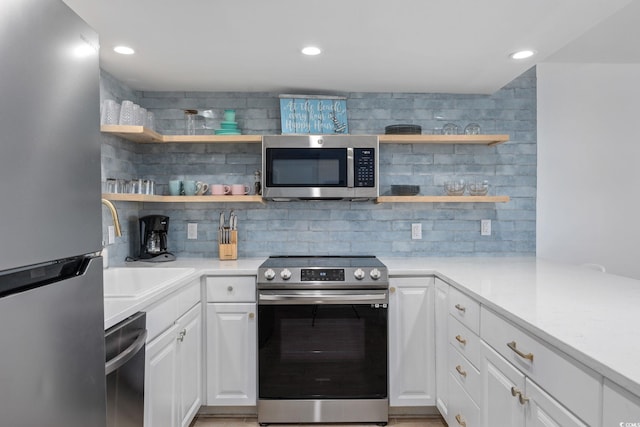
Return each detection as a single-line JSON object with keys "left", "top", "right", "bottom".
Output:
{"left": 511, "top": 387, "right": 529, "bottom": 405}
{"left": 455, "top": 414, "right": 467, "bottom": 427}
{"left": 507, "top": 341, "right": 534, "bottom": 361}
{"left": 248, "top": 312, "right": 255, "bottom": 319}
{"left": 227, "top": 286, "right": 234, "bottom": 292}
{"left": 454, "top": 303, "right": 466, "bottom": 313}
{"left": 455, "top": 365, "right": 467, "bottom": 377}
{"left": 455, "top": 335, "right": 467, "bottom": 345}
{"left": 390, "top": 287, "right": 396, "bottom": 293}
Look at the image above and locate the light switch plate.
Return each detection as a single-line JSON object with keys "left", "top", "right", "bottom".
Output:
{"left": 481, "top": 219, "right": 492, "bottom": 236}
{"left": 187, "top": 223, "right": 198, "bottom": 239}
{"left": 107, "top": 226, "right": 115, "bottom": 244}
{"left": 411, "top": 223, "right": 422, "bottom": 240}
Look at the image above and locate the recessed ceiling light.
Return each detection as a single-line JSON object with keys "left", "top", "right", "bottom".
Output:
{"left": 509, "top": 50, "right": 535, "bottom": 60}
{"left": 301, "top": 46, "right": 322, "bottom": 56}
{"left": 114, "top": 46, "right": 135, "bottom": 55}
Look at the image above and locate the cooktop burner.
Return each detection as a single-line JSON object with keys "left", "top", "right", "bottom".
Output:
{"left": 257, "top": 255, "right": 388, "bottom": 289}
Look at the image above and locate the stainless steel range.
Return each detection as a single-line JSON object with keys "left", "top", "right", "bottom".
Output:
{"left": 257, "top": 256, "right": 389, "bottom": 425}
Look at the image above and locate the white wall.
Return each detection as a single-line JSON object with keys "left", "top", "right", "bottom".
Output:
{"left": 537, "top": 63, "right": 640, "bottom": 279}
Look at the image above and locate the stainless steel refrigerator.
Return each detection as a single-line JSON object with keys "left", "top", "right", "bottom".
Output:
{"left": 0, "top": 0, "right": 106, "bottom": 426}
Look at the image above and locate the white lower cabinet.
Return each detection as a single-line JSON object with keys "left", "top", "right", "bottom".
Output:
{"left": 206, "top": 302, "right": 256, "bottom": 405}
{"left": 388, "top": 276, "right": 436, "bottom": 407}
{"left": 481, "top": 341, "right": 587, "bottom": 427}
{"left": 603, "top": 379, "right": 640, "bottom": 426}
{"left": 205, "top": 275, "right": 257, "bottom": 406}
{"left": 435, "top": 279, "right": 449, "bottom": 419}
{"left": 145, "top": 303, "right": 203, "bottom": 427}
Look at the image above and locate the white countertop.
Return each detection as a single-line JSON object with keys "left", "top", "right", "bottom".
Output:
{"left": 103, "top": 256, "right": 640, "bottom": 398}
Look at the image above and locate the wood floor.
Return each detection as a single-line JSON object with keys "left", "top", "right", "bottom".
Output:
{"left": 192, "top": 416, "right": 447, "bottom": 427}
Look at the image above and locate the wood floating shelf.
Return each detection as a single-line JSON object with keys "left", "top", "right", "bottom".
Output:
{"left": 102, "top": 193, "right": 264, "bottom": 203}
{"left": 376, "top": 195, "right": 510, "bottom": 203}
{"left": 378, "top": 134, "right": 509, "bottom": 145}
{"left": 102, "top": 125, "right": 508, "bottom": 145}
{"left": 100, "top": 125, "right": 262, "bottom": 143}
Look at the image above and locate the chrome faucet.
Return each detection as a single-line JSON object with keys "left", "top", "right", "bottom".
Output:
{"left": 101, "top": 199, "right": 122, "bottom": 237}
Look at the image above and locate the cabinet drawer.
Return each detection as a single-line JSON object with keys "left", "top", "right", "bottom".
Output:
{"left": 146, "top": 280, "right": 200, "bottom": 342}
{"left": 449, "top": 315, "right": 481, "bottom": 369}
{"left": 206, "top": 276, "right": 256, "bottom": 302}
{"left": 448, "top": 372, "right": 480, "bottom": 427}
{"left": 448, "top": 286, "right": 480, "bottom": 334}
{"left": 448, "top": 344, "right": 481, "bottom": 404}
{"left": 480, "top": 307, "right": 601, "bottom": 426}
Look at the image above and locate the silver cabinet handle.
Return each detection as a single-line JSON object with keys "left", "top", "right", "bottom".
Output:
{"left": 177, "top": 329, "right": 187, "bottom": 342}
{"left": 455, "top": 303, "right": 466, "bottom": 312}
{"left": 507, "top": 341, "right": 534, "bottom": 361}
{"left": 105, "top": 329, "right": 147, "bottom": 375}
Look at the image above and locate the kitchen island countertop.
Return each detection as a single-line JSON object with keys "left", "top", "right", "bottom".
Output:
{"left": 104, "top": 256, "right": 640, "bottom": 398}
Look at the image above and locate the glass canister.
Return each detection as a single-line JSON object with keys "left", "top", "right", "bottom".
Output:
{"left": 184, "top": 109, "right": 198, "bottom": 135}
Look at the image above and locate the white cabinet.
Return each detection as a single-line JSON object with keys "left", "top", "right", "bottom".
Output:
{"left": 146, "top": 323, "right": 180, "bottom": 427}
{"left": 481, "top": 331, "right": 587, "bottom": 427}
{"left": 435, "top": 279, "right": 449, "bottom": 419}
{"left": 144, "top": 280, "right": 202, "bottom": 427}
{"left": 388, "top": 276, "right": 436, "bottom": 406}
{"left": 480, "top": 307, "right": 600, "bottom": 426}
{"left": 603, "top": 379, "right": 640, "bottom": 426}
{"left": 205, "top": 276, "right": 257, "bottom": 406}
{"left": 178, "top": 304, "right": 203, "bottom": 427}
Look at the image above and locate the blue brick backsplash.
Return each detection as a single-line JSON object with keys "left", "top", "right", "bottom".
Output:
{"left": 100, "top": 68, "right": 536, "bottom": 265}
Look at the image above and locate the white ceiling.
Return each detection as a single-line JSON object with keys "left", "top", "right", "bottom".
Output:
{"left": 62, "top": 0, "right": 638, "bottom": 94}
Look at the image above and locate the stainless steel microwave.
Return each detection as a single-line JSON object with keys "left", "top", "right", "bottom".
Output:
{"left": 262, "top": 135, "right": 379, "bottom": 201}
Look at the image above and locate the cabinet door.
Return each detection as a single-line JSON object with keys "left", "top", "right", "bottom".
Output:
{"left": 145, "top": 324, "right": 180, "bottom": 427}
{"left": 389, "top": 277, "right": 435, "bottom": 406}
{"left": 206, "top": 303, "right": 257, "bottom": 406}
{"left": 435, "top": 279, "right": 449, "bottom": 419}
{"left": 524, "top": 379, "right": 587, "bottom": 427}
{"left": 178, "top": 305, "right": 202, "bottom": 427}
{"left": 603, "top": 379, "right": 640, "bottom": 427}
{"left": 480, "top": 341, "right": 525, "bottom": 427}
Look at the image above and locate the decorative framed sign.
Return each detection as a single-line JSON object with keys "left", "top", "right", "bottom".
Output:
{"left": 279, "top": 94, "right": 348, "bottom": 134}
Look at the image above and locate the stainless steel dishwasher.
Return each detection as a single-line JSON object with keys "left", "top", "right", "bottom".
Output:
{"left": 105, "top": 312, "right": 147, "bottom": 427}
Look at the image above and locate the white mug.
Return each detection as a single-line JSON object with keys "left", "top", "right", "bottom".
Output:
{"left": 211, "top": 184, "right": 231, "bottom": 195}
{"left": 195, "top": 181, "right": 209, "bottom": 195}
{"left": 231, "top": 184, "right": 250, "bottom": 195}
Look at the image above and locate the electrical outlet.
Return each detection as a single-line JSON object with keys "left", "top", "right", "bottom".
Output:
{"left": 187, "top": 223, "right": 198, "bottom": 240}
{"left": 411, "top": 223, "right": 422, "bottom": 240}
{"left": 107, "top": 226, "right": 115, "bottom": 244}
{"left": 481, "top": 219, "right": 492, "bottom": 236}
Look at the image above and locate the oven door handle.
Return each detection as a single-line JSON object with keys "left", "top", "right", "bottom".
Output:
{"left": 258, "top": 291, "right": 388, "bottom": 305}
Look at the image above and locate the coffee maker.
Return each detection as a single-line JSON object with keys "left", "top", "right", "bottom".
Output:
{"left": 139, "top": 215, "right": 175, "bottom": 262}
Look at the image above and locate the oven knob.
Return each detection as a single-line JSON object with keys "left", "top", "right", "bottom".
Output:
{"left": 370, "top": 268, "right": 381, "bottom": 280}
{"left": 280, "top": 268, "right": 292, "bottom": 280}
{"left": 354, "top": 268, "right": 365, "bottom": 280}
{"left": 264, "top": 269, "right": 276, "bottom": 280}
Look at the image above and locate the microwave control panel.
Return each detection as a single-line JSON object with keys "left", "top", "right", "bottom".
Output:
{"left": 354, "top": 148, "right": 375, "bottom": 187}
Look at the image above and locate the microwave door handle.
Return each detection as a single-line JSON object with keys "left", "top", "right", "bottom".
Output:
{"left": 347, "top": 147, "right": 354, "bottom": 188}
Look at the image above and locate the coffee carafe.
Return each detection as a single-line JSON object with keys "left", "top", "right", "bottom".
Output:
{"left": 139, "top": 215, "right": 175, "bottom": 262}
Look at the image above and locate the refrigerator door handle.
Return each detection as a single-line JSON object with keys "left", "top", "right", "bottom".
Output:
{"left": 105, "top": 329, "right": 147, "bottom": 375}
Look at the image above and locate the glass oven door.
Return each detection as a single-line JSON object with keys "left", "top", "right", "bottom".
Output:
{"left": 258, "top": 291, "right": 388, "bottom": 400}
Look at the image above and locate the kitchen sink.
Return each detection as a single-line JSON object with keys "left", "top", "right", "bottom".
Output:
{"left": 103, "top": 267, "right": 195, "bottom": 299}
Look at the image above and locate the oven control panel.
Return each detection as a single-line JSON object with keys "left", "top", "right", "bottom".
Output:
{"left": 301, "top": 268, "right": 345, "bottom": 281}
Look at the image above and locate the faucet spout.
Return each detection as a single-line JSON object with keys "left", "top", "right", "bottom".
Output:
{"left": 101, "top": 199, "right": 122, "bottom": 237}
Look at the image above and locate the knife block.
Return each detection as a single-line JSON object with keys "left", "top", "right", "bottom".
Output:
{"left": 218, "top": 230, "right": 237, "bottom": 260}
